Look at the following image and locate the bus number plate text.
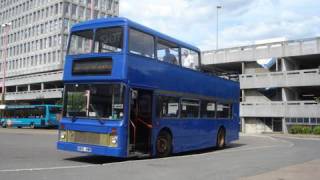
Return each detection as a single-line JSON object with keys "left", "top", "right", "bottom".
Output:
{"left": 77, "top": 146, "right": 92, "bottom": 153}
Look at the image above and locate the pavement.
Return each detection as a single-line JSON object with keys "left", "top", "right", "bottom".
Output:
{"left": 0, "top": 128, "right": 320, "bottom": 180}
{"left": 241, "top": 159, "right": 320, "bottom": 180}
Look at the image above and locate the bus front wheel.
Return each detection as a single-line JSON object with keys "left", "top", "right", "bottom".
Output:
{"left": 2, "top": 122, "right": 7, "bottom": 128}
{"left": 156, "top": 131, "right": 172, "bottom": 157}
{"left": 216, "top": 128, "right": 226, "bottom": 149}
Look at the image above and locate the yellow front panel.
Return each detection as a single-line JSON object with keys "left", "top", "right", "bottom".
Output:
{"left": 65, "top": 130, "right": 113, "bottom": 147}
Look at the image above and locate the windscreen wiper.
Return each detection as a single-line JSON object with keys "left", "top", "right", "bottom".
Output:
{"left": 89, "top": 104, "right": 105, "bottom": 125}
{"left": 71, "top": 115, "right": 77, "bottom": 122}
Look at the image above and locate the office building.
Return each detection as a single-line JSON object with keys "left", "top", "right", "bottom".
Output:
{"left": 0, "top": 0, "right": 119, "bottom": 104}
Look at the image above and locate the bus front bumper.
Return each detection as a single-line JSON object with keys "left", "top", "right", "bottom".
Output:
{"left": 57, "top": 141, "right": 126, "bottom": 157}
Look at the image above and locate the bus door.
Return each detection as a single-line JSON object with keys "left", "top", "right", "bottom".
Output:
{"left": 129, "top": 89, "right": 153, "bottom": 155}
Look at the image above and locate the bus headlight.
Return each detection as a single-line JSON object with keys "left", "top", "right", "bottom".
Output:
{"left": 110, "top": 135, "right": 118, "bottom": 145}
{"left": 60, "top": 131, "right": 67, "bottom": 141}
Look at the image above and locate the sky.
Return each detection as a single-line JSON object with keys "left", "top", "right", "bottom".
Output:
{"left": 120, "top": 0, "right": 320, "bottom": 51}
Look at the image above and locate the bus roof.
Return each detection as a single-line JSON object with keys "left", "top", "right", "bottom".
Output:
{"left": 71, "top": 17, "right": 200, "bottom": 52}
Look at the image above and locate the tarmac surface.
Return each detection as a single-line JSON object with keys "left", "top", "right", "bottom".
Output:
{"left": 0, "top": 128, "right": 320, "bottom": 180}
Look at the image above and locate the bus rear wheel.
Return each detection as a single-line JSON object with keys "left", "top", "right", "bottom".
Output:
{"left": 216, "top": 128, "right": 226, "bottom": 149}
{"left": 30, "top": 123, "right": 35, "bottom": 129}
{"left": 156, "top": 131, "right": 172, "bottom": 157}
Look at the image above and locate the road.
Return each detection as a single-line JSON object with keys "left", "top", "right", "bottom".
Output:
{"left": 0, "top": 128, "right": 320, "bottom": 180}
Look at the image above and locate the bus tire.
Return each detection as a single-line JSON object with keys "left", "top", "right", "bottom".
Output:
{"left": 2, "top": 122, "right": 7, "bottom": 128}
{"left": 30, "top": 123, "right": 35, "bottom": 129}
{"left": 216, "top": 128, "right": 226, "bottom": 149}
{"left": 156, "top": 130, "right": 172, "bottom": 158}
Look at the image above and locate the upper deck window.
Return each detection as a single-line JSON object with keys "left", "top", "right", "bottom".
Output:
{"left": 129, "top": 29, "right": 155, "bottom": 58}
{"left": 157, "top": 39, "right": 179, "bottom": 65}
{"left": 94, "top": 27, "right": 123, "bottom": 53}
{"left": 181, "top": 48, "right": 200, "bottom": 70}
{"left": 68, "top": 30, "right": 94, "bottom": 55}
{"left": 67, "top": 27, "right": 123, "bottom": 55}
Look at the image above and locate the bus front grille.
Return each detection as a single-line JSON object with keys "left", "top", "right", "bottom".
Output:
{"left": 66, "top": 130, "right": 110, "bottom": 146}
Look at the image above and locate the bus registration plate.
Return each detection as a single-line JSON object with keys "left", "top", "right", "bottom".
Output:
{"left": 77, "top": 146, "right": 92, "bottom": 153}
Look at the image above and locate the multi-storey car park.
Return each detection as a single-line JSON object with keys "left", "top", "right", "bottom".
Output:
{"left": 0, "top": 0, "right": 119, "bottom": 104}
{"left": 203, "top": 37, "right": 320, "bottom": 134}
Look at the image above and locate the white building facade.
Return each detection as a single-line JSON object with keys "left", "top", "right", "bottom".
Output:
{"left": 0, "top": 0, "right": 119, "bottom": 104}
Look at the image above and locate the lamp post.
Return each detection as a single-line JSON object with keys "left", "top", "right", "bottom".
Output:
{"left": 216, "top": 5, "right": 222, "bottom": 50}
{"left": 1, "top": 22, "right": 11, "bottom": 105}
{"left": 91, "top": 0, "right": 94, "bottom": 19}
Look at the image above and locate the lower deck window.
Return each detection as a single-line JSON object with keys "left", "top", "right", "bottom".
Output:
{"left": 180, "top": 99, "right": 200, "bottom": 118}
{"left": 216, "top": 103, "right": 232, "bottom": 119}
{"left": 156, "top": 94, "right": 234, "bottom": 120}
{"left": 201, "top": 100, "right": 216, "bottom": 118}
{"left": 157, "top": 96, "right": 179, "bottom": 118}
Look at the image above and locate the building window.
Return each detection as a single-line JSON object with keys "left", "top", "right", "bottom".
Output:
{"left": 55, "top": 4, "right": 59, "bottom": 14}
{"left": 48, "top": 52, "right": 51, "bottom": 63}
{"left": 43, "top": 53, "right": 47, "bottom": 64}
{"left": 34, "top": 55, "right": 38, "bottom": 66}
{"left": 71, "top": 4, "right": 77, "bottom": 17}
{"left": 64, "top": 2, "right": 70, "bottom": 15}
{"left": 86, "top": 8, "right": 90, "bottom": 19}
{"left": 94, "top": 0, "right": 99, "bottom": 8}
{"left": 78, "top": 6, "right": 84, "bottom": 19}
{"left": 52, "top": 51, "right": 56, "bottom": 62}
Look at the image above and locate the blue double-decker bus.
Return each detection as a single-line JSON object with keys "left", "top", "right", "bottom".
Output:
{"left": 1, "top": 104, "right": 62, "bottom": 128}
{"left": 57, "top": 17, "right": 239, "bottom": 157}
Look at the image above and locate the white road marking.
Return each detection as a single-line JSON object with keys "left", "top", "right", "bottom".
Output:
{"left": 271, "top": 135, "right": 320, "bottom": 141}
{"left": 0, "top": 164, "right": 97, "bottom": 173}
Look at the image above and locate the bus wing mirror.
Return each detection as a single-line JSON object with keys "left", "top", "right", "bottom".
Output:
{"left": 131, "top": 90, "right": 138, "bottom": 100}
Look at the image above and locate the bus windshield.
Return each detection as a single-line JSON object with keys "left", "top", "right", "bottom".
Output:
{"left": 68, "top": 27, "right": 123, "bottom": 55}
{"left": 64, "top": 84, "right": 125, "bottom": 120}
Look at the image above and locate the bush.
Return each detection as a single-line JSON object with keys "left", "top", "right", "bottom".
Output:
{"left": 301, "top": 126, "right": 312, "bottom": 134}
{"left": 313, "top": 126, "right": 320, "bottom": 135}
{"left": 289, "top": 125, "right": 312, "bottom": 134}
{"left": 289, "top": 125, "right": 302, "bottom": 134}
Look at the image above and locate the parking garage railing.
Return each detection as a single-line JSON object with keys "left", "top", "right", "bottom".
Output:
{"left": 241, "top": 101, "right": 320, "bottom": 118}
{"left": 239, "top": 69, "right": 320, "bottom": 89}
{"left": 202, "top": 37, "right": 320, "bottom": 64}
{"left": 3, "top": 88, "right": 63, "bottom": 100}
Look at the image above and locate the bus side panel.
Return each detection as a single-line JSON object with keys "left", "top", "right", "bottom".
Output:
{"left": 126, "top": 55, "right": 239, "bottom": 102}
{"left": 153, "top": 118, "right": 239, "bottom": 155}
{"left": 4, "top": 118, "right": 42, "bottom": 128}
{"left": 226, "top": 102, "right": 240, "bottom": 143}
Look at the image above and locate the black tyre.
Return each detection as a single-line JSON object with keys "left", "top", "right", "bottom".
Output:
{"left": 2, "top": 122, "right": 7, "bottom": 128}
{"left": 156, "top": 131, "right": 172, "bottom": 157}
{"left": 30, "top": 123, "right": 35, "bottom": 129}
{"left": 216, "top": 128, "right": 226, "bottom": 149}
